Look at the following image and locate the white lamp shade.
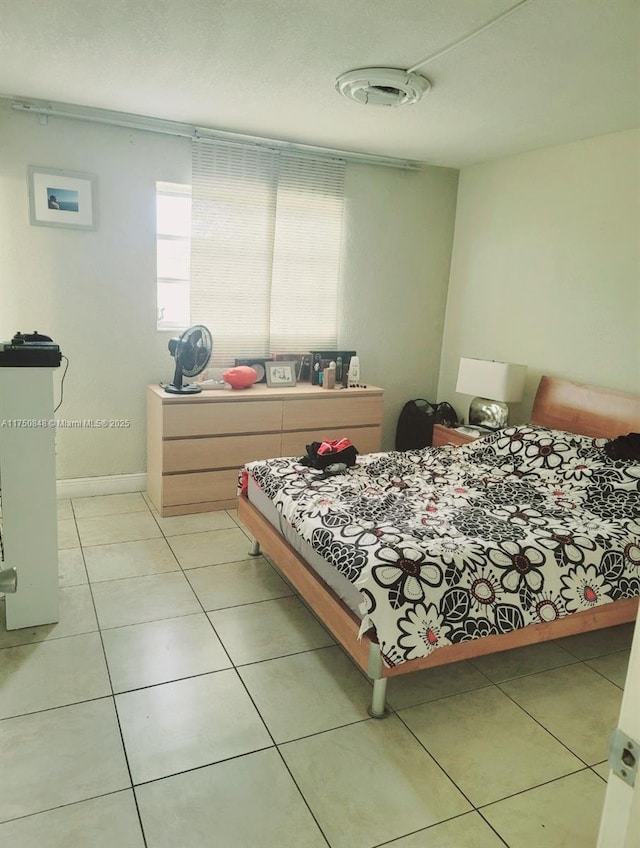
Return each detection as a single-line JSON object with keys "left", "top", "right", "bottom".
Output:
{"left": 456, "top": 358, "right": 526, "bottom": 403}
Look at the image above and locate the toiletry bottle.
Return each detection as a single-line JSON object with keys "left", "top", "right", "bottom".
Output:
{"left": 324, "top": 361, "right": 336, "bottom": 389}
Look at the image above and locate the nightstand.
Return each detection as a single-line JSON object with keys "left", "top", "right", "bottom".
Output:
{"left": 432, "top": 424, "right": 481, "bottom": 448}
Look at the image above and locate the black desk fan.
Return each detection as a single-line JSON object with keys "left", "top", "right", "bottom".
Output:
{"left": 164, "top": 325, "right": 212, "bottom": 394}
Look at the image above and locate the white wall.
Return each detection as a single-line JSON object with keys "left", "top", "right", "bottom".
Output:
{"left": 438, "top": 129, "right": 640, "bottom": 422}
{"left": 339, "top": 163, "right": 458, "bottom": 449}
{"left": 0, "top": 101, "right": 190, "bottom": 480}
{"left": 0, "top": 101, "right": 458, "bottom": 477}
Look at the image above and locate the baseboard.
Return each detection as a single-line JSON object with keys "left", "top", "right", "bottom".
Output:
{"left": 56, "top": 473, "right": 147, "bottom": 500}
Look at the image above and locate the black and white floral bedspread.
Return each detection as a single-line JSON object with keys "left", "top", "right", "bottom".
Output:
{"left": 244, "top": 426, "right": 640, "bottom": 667}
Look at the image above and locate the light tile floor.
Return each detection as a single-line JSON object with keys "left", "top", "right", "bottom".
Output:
{"left": 0, "top": 493, "right": 633, "bottom": 847}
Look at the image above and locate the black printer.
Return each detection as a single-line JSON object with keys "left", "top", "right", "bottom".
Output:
{"left": 0, "top": 332, "right": 62, "bottom": 367}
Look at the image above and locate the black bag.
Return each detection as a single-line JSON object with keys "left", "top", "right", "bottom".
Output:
{"left": 603, "top": 433, "right": 640, "bottom": 461}
{"left": 299, "top": 439, "right": 358, "bottom": 470}
{"left": 395, "top": 399, "right": 459, "bottom": 451}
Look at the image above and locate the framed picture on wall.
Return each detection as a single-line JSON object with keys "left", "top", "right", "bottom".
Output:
{"left": 28, "top": 166, "right": 97, "bottom": 230}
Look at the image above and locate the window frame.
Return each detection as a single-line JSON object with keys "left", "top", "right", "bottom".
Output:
{"left": 156, "top": 181, "right": 192, "bottom": 332}
{"left": 155, "top": 148, "right": 345, "bottom": 359}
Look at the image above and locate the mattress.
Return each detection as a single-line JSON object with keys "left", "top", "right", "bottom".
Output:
{"left": 244, "top": 426, "right": 640, "bottom": 668}
{"left": 247, "top": 475, "right": 365, "bottom": 617}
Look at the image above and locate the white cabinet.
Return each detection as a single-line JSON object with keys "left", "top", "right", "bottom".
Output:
{"left": 0, "top": 368, "right": 58, "bottom": 629}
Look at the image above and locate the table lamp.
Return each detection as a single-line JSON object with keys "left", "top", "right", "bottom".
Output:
{"left": 456, "top": 358, "right": 526, "bottom": 429}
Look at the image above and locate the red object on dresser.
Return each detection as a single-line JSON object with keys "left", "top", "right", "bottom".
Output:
{"left": 222, "top": 366, "right": 258, "bottom": 389}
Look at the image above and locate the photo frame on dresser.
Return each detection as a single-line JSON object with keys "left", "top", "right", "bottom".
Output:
{"left": 265, "top": 361, "right": 297, "bottom": 387}
{"left": 272, "top": 353, "right": 312, "bottom": 382}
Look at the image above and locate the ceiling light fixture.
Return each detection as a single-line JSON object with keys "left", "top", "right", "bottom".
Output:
{"left": 336, "top": 0, "right": 534, "bottom": 108}
{"left": 335, "top": 68, "right": 431, "bottom": 107}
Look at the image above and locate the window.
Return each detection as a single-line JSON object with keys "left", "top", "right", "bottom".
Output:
{"left": 156, "top": 142, "right": 345, "bottom": 366}
{"left": 156, "top": 182, "right": 191, "bottom": 331}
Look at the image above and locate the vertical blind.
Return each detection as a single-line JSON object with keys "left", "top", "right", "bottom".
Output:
{"left": 190, "top": 139, "right": 345, "bottom": 366}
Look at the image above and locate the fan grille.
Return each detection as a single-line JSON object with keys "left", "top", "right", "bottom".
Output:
{"left": 173, "top": 325, "right": 212, "bottom": 377}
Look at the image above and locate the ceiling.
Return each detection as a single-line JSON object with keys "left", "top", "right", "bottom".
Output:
{"left": 1, "top": 0, "right": 638, "bottom": 167}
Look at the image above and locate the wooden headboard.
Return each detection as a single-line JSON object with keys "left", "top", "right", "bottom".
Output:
{"left": 531, "top": 376, "right": 640, "bottom": 439}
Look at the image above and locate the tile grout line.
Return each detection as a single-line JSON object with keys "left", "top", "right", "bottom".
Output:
{"left": 392, "top": 704, "right": 483, "bottom": 812}
{"left": 582, "top": 654, "right": 628, "bottom": 690}
{"left": 494, "top": 667, "right": 607, "bottom": 770}
{"left": 0, "top": 498, "right": 149, "bottom": 831}
{"left": 78, "top": 504, "right": 151, "bottom": 848}
{"left": 237, "top": 715, "right": 333, "bottom": 847}
{"left": 181, "top": 513, "right": 365, "bottom": 846}
{"left": 201, "top": 596, "right": 334, "bottom": 848}
{"left": 368, "top": 809, "right": 511, "bottom": 848}
{"left": 0, "top": 788, "right": 151, "bottom": 830}
{"left": 392, "top": 674, "right": 610, "bottom": 816}
{"left": 474, "top": 810, "right": 512, "bottom": 848}
{"left": 475, "top": 764, "right": 603, "bottom": 811}
{"left": 3, "top": 497, "right": 629, "bottom": 842}
{"left": 395, "top": 680, "right": 603, "bottom": 834}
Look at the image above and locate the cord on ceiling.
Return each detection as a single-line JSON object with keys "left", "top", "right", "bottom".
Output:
{"left": 406, "top": 0, "right": 535, "bottom": 73}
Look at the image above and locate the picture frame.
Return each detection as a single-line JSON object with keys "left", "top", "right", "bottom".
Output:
{"left": 265, "top": 360, "right": 297, "bottom": 388}
{"left": 272, "top": 352, "right": 312, "bottom": 382}
{"left": 28, "top": 166, "right": 97, "bottom": 230}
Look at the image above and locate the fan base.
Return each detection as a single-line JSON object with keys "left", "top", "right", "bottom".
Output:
{"left": 164, "top": 384, "right": 202, "bottom": 395}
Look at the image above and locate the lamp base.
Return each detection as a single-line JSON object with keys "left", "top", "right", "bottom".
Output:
{"left": 468, "top": 397, "right": 509, "bottom": 429}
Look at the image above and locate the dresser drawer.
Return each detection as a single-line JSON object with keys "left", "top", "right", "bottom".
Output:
{"left": 148, "top": 383, "right": 384, "bottom": 515}
{"left": 164, "top": 433, "right": 282, "bottom": 473}
{"left": 164, "top": 400, "right": 283, "bottom": 438}
{"left": 282, "top": 394, "right": 383, "bottom": 431}
{"left": 281, "top": 426, "right": 382, "bottom": 458}
{"left": 162, "top": 469, "right": 240, "bottom": 506}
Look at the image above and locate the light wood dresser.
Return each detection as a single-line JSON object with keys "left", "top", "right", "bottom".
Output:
{"left": 147, "top": 383, "right": 384, "bottom": 516}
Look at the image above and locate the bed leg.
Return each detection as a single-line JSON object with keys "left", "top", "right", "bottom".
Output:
{"left": 367, "top": 642, "right": 389, "bottom": 718}
{"left": 248, "top": 537, "right": 261, "bottom": 557}
{"left": 369, "top": 678, "right": 389, "bottom": 719}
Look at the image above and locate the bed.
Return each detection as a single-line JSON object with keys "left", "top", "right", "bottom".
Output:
{"left": 237, "top": 376, "right": 640, "bottom": 716}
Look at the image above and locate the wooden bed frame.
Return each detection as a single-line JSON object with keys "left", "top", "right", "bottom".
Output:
{"left": 238, "top": 376, "right": 640, "bottom": 716}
